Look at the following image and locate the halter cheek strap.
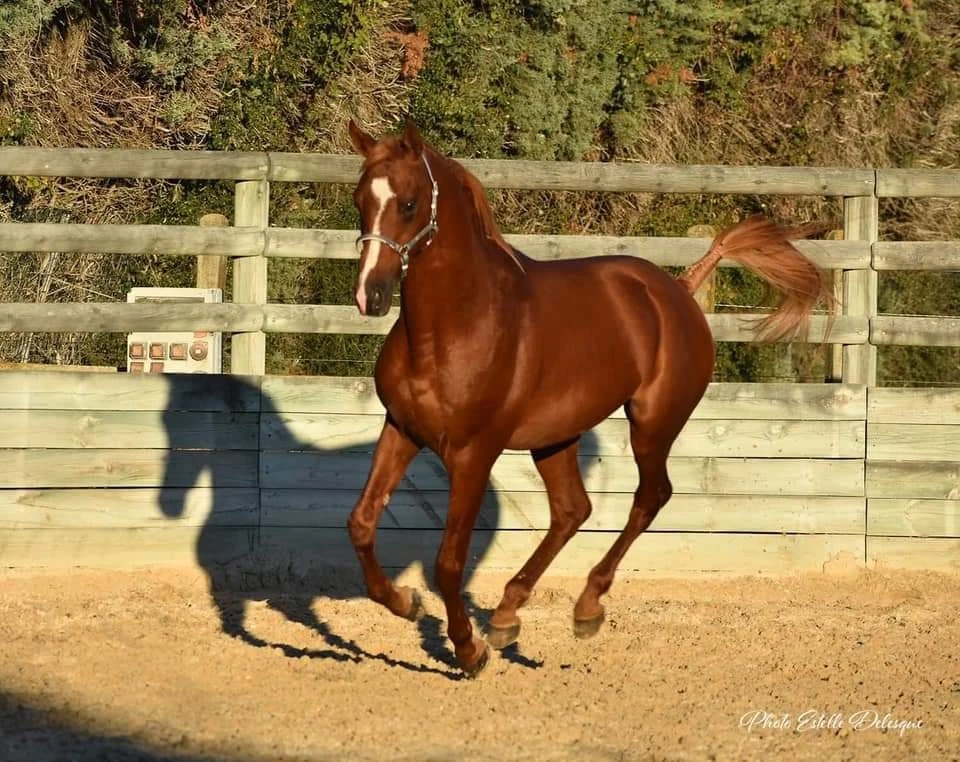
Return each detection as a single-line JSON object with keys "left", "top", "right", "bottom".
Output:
{"left": 355, "top": 155, "right": 439, "bottom": 278}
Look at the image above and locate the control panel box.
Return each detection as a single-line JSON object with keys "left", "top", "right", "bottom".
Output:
{"left": 126, "top": 288, "right": 223, "bottom": 374}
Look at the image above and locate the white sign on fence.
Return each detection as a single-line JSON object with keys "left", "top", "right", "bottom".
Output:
{"left": 126, "top": 287, "right": 223, "bottom": 374}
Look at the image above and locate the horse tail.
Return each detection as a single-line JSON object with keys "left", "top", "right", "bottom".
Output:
{"left": 677, "top": 217, "right": 835, "bottom": 342}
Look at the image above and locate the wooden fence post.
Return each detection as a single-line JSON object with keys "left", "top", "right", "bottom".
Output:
{"left": 842, "top": 196, "right": 878, "bottom": 386}
{"left": 823, "top": 229, "right": 845, "bottom": 383}
{"left": 196, "top": 213, "right": 228, "bottom": 290}
{"left": 686, "top": 225, "right": 717, "bottom": 313}
{"left": 231, "top": 181, "right": 269, "bottom": 375}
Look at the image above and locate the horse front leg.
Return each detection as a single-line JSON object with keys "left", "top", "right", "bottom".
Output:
{"left": 347, "top": 417, "right": 422, "bottom": 620}
{"left": 436, "top": 448, "right": 499, "bottom": 677}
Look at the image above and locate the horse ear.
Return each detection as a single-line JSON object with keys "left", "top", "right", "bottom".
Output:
{"left": 348, "top": 119, "right": 376, "bottom": 156}
{"left": 402, "top": 119, "right": 424, "bottom": 158}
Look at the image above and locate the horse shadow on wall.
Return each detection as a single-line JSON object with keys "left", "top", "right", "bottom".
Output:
{"left": 157, "top": 372, "right": 600, "bottom": 677}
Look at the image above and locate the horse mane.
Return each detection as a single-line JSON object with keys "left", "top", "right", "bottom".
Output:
{"left": 431, "top": 149, "right": 526, "bottom": 273}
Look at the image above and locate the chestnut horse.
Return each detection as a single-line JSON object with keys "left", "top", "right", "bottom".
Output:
{"left": 345, "top": 120, "right": 831, "bottom": 677}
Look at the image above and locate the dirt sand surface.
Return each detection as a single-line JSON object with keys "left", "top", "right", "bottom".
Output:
{"left": 0, "top": 566, "right": 957, "bottom": 761}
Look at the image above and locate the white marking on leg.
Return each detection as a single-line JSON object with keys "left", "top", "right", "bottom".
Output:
{"left": 356, "top": 177, "right": 396, "bottom": 314}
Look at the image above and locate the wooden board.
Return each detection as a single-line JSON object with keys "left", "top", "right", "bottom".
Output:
{"left": 0, "top": 146, "right": 268, "bottom": 180}
{"left": 876, "top": 169, "right": 960, "bottom": 199}
{"left": 262, "top": 451, "right": 865, "bottom": 497}
{"left": 868, "top": 424, "right": 960, "bottom": 462}
{"left": 0, "top": 410, "right": 259, "bottom": 450}
{"left": 269, "top": 153, "right": 875, "bottom": 195}
{"left": 0, "top": 449, "right": 259, "bottom": 489}
{"left": 263, "top": 305, "right": 859, "bottom": 344}
{"left": 262, "top": 413, "right": 864, "bottom": 459}
{"left": 0, "top": 371, "right": 262, "bottom": 412}
{"left": 261, "top": 489, "right": 865, "bottom": 534}
{"left": 842, "top": 195, "right": 878, "bottom": 385}
{"left": 0, "top": 527, "right": 257, "bottom": 570}
{"left": 266, "top": 228, "right": 870, "bottom": 269}
{"left": 867, "top": 499, "right": 960, "bottom": 538}
{"left": 866, "top": 537, "right": 960, "bottom": 573}
{"left": 868, "top": 388, "right": 960, "bottom": 425}
{"left": 260, "top": 377, "right": 867, "bottom": 421}
{"left": 0, "top": 222, "right": 264, "bottom": 257}
{"left": 872, "top": 241, "right": 960, "bottom": 271}
{"left": 866, "top": 462, "right": 960, "bottom": 500}
{"left": 0, "top": 488, "right": 259, "bottom": 529}
{"left": 870, "top": 315, "right": 960, "bottom": 348}
{"left": 259, "top": 527, "right": 866, "bottom": 577}
{"left": 690, "top": 383, "right": 866, "bottom": 421}
{"left": 0, "top": 146, "right": 876, "bottom": 195}
{"left": 0, "top": 525, "right": 864, "bottom": 576}
{"left": 0, "top": 303, "right": 265, "bottom": 333}
{"left": 0, "top": 487, "right": 863, "bottom": 535}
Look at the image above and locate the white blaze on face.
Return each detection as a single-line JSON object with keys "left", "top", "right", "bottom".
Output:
{"left": 356, "top": 176, "right": 396, "bottom": 314}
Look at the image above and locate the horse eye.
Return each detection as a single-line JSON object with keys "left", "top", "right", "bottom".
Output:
{"left": 401, "top": 199, "right": 417, "bottom": 217}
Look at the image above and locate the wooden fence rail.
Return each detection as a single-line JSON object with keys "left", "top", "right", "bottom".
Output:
{"left": 2, "top": 147, "right": 960, "bottom": 382}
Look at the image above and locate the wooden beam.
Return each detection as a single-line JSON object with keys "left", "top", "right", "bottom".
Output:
{"left": 261, "top": 305, "right": 861, "bottom": 343}
{"left": 262, "top": 412, "right": 865, "bottom": 459}
{"left": 260, "top": 489, "right": 866, "bottom": 534}
{"left": 842, "top": 195, "right": 878, "bottom": 385}
{"left": 257, "top": 527, "right": 865, "bottom": 576}
{"left": 231, "top": 180, "right": 269, "bottom": 375}
{"left": 870, "top": 315, "right": 960, "bottom": 347}
{"left": 0, "top": 303, "right": 263, "bottom": 332}
{"left": 0, "top": 146, "right": 268, "bottom": 180}
{"left": 686, "top": 224, "right": 716, "bottom": 313}
{"left": 266, "top": 227, "right": 871, "bottom": 269}
{"left": 866, "top": 537, "right": 960, "bottom": 572}
{"left": 0, "top": 371, "right": 262, "bottom": 412}
{"left": 262, "top": 450, "right": 866, "bottom": 496}
{"left": 0, "top": 146, "right": 878, "bottom": 195}
{"left": 269, "top": 152, "right": 875, "bottom": 195}
{"left": 0, "top": 222, "right": 263, "bottom": 256}
{"left": 876, "top": 169, "right": 960, "bottom": 198}
{"left": 196, "top": 213, "right": 229, "bottom": 290}
{"left": 866, "top": 461, "right": 960, "bottom": 500}
{"left": 867, "top": 498, "right": 960, "bottom": 538}
{"left": 260, "top": 376, "right": 866, "bottom": 420}
{"left": 869, "top": 387, "right": 960, "bottom": 425}
{"left": 872, "top": 241, "right": 960, "bottom": 271}
{"left": 0, "top": 525, "right": 865, "bottom": 575}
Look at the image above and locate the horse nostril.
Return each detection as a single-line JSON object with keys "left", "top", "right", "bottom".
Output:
{"left": 370, "top": 287, "right": 383, "bottom": 314}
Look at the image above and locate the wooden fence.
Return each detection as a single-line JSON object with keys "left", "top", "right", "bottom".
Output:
{"left": 0, "top": 147, "right": 957, "bottom": 577}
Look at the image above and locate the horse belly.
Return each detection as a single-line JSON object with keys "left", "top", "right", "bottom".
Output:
{"left": 506, "top": 375, "right": 636, "bottom": 451}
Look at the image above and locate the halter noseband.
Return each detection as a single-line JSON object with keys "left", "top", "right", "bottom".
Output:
{"left": 355, "top": 155, "right": 439, "bottom": 278}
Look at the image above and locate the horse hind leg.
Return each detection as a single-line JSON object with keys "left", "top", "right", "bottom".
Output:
{"left": 487, "top": 437, "right": 592, "bottom": 650}
{"left": 573, "top": 402, "right": 676, "bottom": 639}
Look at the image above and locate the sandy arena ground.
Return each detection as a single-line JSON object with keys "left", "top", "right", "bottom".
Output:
{"left": 0, "top": 565, "right": 957, "bottom": 761}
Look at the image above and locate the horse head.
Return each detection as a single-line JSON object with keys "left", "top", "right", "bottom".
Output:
{"left": 348, "top": 119, "right": 439, "bottom": 316}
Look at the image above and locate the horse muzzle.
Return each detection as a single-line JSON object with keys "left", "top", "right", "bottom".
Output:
{"left": 356, "top": 278, "right": 394, "bottom": 317}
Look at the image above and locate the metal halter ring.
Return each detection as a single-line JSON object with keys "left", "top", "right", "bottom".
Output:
{"left": 355, "top": 155, "right": 439, "bottom": 278}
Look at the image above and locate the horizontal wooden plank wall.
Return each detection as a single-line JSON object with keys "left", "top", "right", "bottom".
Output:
{"left": 0, "top": 371, "right": 873, "bottom": 578}
{"left": 866, "top": 388, "right": 960, "bottom": 572}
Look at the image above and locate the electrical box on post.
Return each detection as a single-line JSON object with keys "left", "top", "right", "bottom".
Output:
{"left": 126, "top": 287, "right": 223, "bottom": 374}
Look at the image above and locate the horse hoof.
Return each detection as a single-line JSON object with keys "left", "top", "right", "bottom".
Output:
{"left": 461, "top": 642, "right": 491, "bottom": 679}
{"left": 402, "top": 588, "right": 425, "bottom": 622}
{"left": 486, "top": 620, "right": 521, "bottom": 650}
{"left": 573, "top": 612, "right": 604, "bottom": 639}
